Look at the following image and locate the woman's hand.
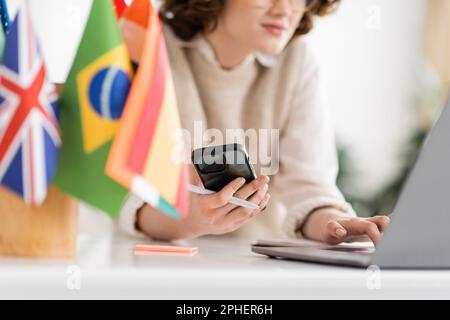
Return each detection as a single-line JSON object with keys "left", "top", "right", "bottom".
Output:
{"left": 184, "top": 174, "right": 271, "bottom": 238}
{"left": 301, "top": 208, "right": 391, "bottom": 246}
{"left": 136, "top": 166, "right": 270, "bottom": 241}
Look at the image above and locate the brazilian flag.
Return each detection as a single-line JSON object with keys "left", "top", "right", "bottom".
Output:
{"left": 54, "top": 0, "right": 133, "bottom": 217}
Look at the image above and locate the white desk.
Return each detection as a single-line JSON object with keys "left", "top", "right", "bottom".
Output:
{"left": 1, "top": 234, "right": 450, "bottom": 299}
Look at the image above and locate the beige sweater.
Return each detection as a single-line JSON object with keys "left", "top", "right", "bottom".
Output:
{"left": 119, "top": 26, "right": 355, "bottom": 240}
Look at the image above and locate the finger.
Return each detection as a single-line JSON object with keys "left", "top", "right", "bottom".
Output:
{"left": 323, "top": 220, "right": 348, "bottom": 244}
{"left": 367, "top": 215, "right": 391, "bottom": 232}
{"left": 339, "top": 219, "right": 382, "bottom": 246}
{"left": 247, "top": 185, "right": 269, "bottom": 208}
{"left": 234, "top": 175, "right": 270, "bottom": 200}
{"left": 258, "top": 193, "right": 271, "bottom": 211}
{"left": 237, "top": 192, "right": 271, "bottom": 223}
{"left": 219, "top": 176, "right": 269, "bottom": 213}
{"left": 202, "top": 177, "right": 246, "bottom": 209}
{"left": 218, "top": 206, "right": 249, "bottom": 233}
{"left": 222, "top": 188, "right": 269, "bottom": 226}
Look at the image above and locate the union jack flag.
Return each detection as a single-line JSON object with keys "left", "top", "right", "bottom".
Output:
{"left": 0, "top": 2, "right": 60, "bottom": 206}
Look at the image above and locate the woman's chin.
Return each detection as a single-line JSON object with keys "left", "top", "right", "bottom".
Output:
{"left": 256, "top": 40, "right": 289, "bottom": 56}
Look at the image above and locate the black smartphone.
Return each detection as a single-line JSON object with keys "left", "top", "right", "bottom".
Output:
{"left": 191, "top": 143, "right": 257, "bottom": 192}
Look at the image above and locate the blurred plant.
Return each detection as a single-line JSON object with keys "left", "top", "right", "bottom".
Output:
{"left": 337, "top": 64, "right": 447, "bottom": 217}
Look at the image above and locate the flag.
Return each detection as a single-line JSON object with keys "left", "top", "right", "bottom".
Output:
{"left": 0, "top": 0, "right": 10, "bottom": 35}
{"left": 0, "top": 25, "right": 4, "bottom": 59}
{"left": 0, "top": 1, "right": 60, "bottom": 205}
{"left": 113, "top": 0, "right": 127, "bottom": 19}
{"left": 53, "top": 0, "right": 133, "bottom": 217}
{"left": 106, "top": 0, "right": 189, "bottom": 219}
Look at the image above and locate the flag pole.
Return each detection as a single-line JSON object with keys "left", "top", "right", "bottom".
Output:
{"left": 0, "top": 0, "right": 10, "bottom": 34}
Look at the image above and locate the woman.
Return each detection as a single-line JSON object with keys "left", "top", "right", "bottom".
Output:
{"left": 119, "top": 0, "right": 391, "bottom": 245}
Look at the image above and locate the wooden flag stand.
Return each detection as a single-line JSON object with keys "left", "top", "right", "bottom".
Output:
{"left": 0, "top": 186, "right": 78, "bottom": 258}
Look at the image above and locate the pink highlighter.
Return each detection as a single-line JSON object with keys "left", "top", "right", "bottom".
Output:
{"left": 134, "top": 244, "right": 198, "bottom": 256}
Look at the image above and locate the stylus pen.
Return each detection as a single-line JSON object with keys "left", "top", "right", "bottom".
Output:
{"left": 188, "top": 184, "right": 259, "bottom": 210}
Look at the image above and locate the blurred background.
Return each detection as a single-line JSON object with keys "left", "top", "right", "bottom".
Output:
{"left": 7, "top": 0, "right": 450, "bottom": 219}
{"left": 306, "top": 0, "right": 450, "bottom": 216}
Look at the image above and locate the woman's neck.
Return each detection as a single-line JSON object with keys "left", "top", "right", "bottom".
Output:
{"left": 204, "top": 25, "right": 253, "bottom": 70}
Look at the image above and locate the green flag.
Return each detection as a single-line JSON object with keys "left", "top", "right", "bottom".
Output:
{"left": 54, "top": 0, "right": 133, "bottom": 217}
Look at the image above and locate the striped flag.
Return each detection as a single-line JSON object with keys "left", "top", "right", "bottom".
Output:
{"left": 0, "top": 1, "right": 60, "bottom": 205}
{"left": 113, "top": 0, "right": 127, "bottom": 19}
{"left": 107, "top": 0, "right": 189, "bottom": 219}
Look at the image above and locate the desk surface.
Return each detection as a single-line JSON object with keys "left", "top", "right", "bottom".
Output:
{"left": 1, "top": 234, "right": 450, "bottom": 299}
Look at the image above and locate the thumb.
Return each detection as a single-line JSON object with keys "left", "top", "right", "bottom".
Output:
{"left": 188, "top": 163, "right": 203, "bottom": 187}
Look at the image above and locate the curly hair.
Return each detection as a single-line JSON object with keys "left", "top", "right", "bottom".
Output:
{"left": 159, "top": 0, "right": 341, "bottom": 42}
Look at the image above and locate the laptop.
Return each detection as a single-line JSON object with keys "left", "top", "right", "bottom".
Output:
{"left": 252, "top": 97, "right": 450, "bottom": 269}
